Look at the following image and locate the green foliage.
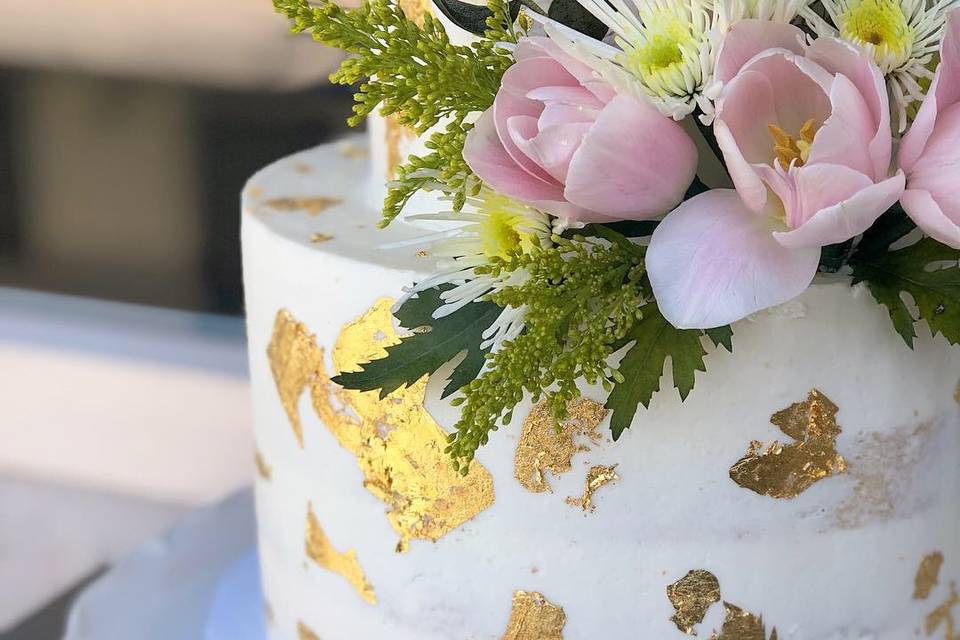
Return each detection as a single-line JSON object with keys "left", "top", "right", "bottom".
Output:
{"left": 332, "top": 286, "right": 500, "bottom": 398}
{"left": 605, "top": 309, "right": 710, "bottom": 439}
{"left": 851, "top": 235, "right": 960, "bottom": 347}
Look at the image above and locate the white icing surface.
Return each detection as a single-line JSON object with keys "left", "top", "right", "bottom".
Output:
{"left": 242, "top": 142, "right": 960, "bottom": 639}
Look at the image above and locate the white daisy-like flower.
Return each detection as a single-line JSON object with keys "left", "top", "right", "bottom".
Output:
{"left": 403, "top": 190, "right": 552, "bottom": 352}
{"left": 716, "top": 0, "right": 812, "bottom": 24}
{"left": 804, "top": 0, "right": 960, "bottom": 132}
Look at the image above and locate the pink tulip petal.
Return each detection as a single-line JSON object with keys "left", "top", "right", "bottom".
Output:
{"left": 715, "top": 19, "right": 806, "bottom": 85}
{"left": 647, "top": 190, "right": 821, "bottom": 329}
{"left": 514, "top": 122, "right": 593, "bottom": 183}
{"left": 907, "top": 103, "right": 960, "bottom": 214}
{"left": 526, "top": 85, "right": 605, "bottom": 109}
{"left": 773, "top": 171, "right": 905, "bottom": 248}
{"left": 714, "top": 118, "right": 770, "bottom": 214}
{"left": 463, "top": 108, "right": 566, "bottom": 202}
{"left": 807, "top": 73, "right": 875, "bottom": 178}
{"left": 901, "top": 188, "right": 960, "bottom": 249}
{"left": 538, "top": 102, "right": 596, "bottom": 129}
{"left": 563, "top": 94, "right": 697, "bottom": 219}
{"left": 808, "top": 37, "right": 891, "bottom": 180}
{"left": 717, "top": 69, "right": 780, "bottom": 164}
{"left": 738, "top": 51, "right": 833, "bottom": 134}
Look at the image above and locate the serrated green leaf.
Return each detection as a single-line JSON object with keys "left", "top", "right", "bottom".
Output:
{"left": 704, "top": 325, "right": 734, "bottom": 353}
{"left": 851, "top": 236, "right": 960, "bottom": 347}
{"left": 605, "top": 307, "right": 707, "bottom": 439}
{"left": 333, "top": 288, "right": 500, "bottom": 398}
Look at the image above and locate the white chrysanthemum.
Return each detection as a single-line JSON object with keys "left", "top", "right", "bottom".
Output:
{"left": 717, "top": 0, "right": 812, "bottom": 24}
{"left": 403, "top": 190, "right": 552, "bottom": 351}
{"left": 804, "top": 0, "right": 960, "bottom": 132}
{"left": 546, "top": 0, "right": 716, "bottom": 119}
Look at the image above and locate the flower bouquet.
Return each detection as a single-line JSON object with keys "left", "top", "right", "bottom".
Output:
{"left": 274, "top": 0, "right": 960, "bottom": 471}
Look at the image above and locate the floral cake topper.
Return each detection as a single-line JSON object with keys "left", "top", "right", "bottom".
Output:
{"left": 275, "top": 0, "right": 960, "bottom": 470}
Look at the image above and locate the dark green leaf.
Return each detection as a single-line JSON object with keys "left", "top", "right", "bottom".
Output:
{"left": 547, "top": 0, "right": 608, "bottom": 40}
{"left": 856, "top": 204, "right": 917, "bottom": 256}
{"left": 431, "top": 0, "right": 520, "bottom": 36}
{"left": 818, "top": 240, "right": 853, "bottom": 273}
{"left": 605, "top": 307, "right": 707, "bottom": 439}
{"left": 851, "top": 236, "right": 960, "bottom": 347}
{"left": 704, "top": 325, "right": 734, "bottom": 353}
{"left": 333, "top": 287, "right": 501, "bottom": 397}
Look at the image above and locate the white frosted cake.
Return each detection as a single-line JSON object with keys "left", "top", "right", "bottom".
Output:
{"left": 242, "top": 134, "right": 960, "bottom": 639}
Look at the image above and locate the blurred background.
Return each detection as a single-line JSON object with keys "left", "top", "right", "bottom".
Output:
{"left": 0, "top": 1, "right": 355, "bottom": 636}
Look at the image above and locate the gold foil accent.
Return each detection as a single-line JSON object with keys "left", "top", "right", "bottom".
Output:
{"left": 297, "top": 621, "right": 321, "bottom": 640}
{"left": 500, "top": 590, "right": 566, "bottom": 640}
{"left": 514, "top": 398, "right": 607, "bottom": 493}
{"left": 255, "top": 450, "right": 272, "bottom": 481}
{"left": 398, "top": 0, "right": 432, "bottom": 25}
{"left": 926, "top": 582, "right": 959, "bottom": 638}
{"left": 305, "top": 505, "right": 376, "bottom": 604}
{"left": 955, "top": 382, "right": 960, "bottom": 404}
{"left": 310, "top": 233, "right": 334, "bottom": 243}
{"left": 306, "top": 301, "right": 495, "bottom": 551}
{"left": 385, "top": 115, "right": 415, "bottom": 180}
{"left": 565, "top": 464, "right": 618, "bottom": 511}
{"left": 709, "top": 603, "right": 777, "bottom": 640}
{"left": 916, "top": 552, "right": 946, "bottom": 600}
{"left": 338, "top": 141, "right": 369, "bottom": 160}
{"left": 263, "top": 196, "right": 342, "bottom": 215}
{"left": 729, "top": 389, "right": 847, "bottom": 499}
{"left": 667, "top": 570, "right": 721, "bottom": 635}
{"left": 267, "top": 311, "right": 324, "bottom": 446}
{"left": 294, "top": 163, "right": 313, "bottom": 174}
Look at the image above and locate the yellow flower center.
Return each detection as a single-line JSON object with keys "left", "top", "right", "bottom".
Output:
{"left": 769, "top": 119, "right": 819, "bottom": 168}
{"left": 623, "top": 12, "right": 694, "bottom": 94}
{"left": 839, "top": 0, "right": 913, "bottom": 68}
{"left": 479, "top": 195, "right": 538, "bottom": 260}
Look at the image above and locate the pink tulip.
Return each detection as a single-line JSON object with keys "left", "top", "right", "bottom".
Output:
{"left": 897, "top": 10, "right": 960, "bottom": 249}
{"left": 462, "top": 37, "right": 698, "bottom": 223}
{"left": 648, "top": 23, "right": 904, "bottom": 329}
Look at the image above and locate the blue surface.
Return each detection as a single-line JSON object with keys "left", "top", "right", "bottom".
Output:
{"left": 204, "top": 549, "right": 267, "bottom": 640}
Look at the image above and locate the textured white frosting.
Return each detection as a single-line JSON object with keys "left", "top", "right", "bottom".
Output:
{"left": 242, "top": 141, "right": 960, "bottom": 640}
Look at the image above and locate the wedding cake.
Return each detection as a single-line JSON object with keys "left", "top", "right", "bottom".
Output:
{"left": 243, "top": 1, "right": 960, "bottom": 638}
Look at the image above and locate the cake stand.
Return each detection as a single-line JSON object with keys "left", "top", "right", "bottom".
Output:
{"left": 63, "top": 490, "right": 266, "bottom": 640}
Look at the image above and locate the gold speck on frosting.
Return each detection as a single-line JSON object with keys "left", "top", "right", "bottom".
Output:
{"left": 385, "top": 115, "right": 415, "bottom": 180}
{"left": 297, "top": 621, "right": 321, "bottom": 640}
{"left": 255, "top": 450, "right": 272, "bottom": 481}
{"left": 305, "top": 505, "right": 376, "bottom": 604}
{"left": 310, "top": 233, "right": 334, "bottom": 244}
{"left": 263, "top": 196, "right": 342, "bottom": 215}
{"left": 500, "top": 590, "right": 566, "bottom": 640}
{"left": 514, "top": 398, "right": 607, "bottom": 493}
{"left": 398, "top": 0, "right": 432, "bottom": 25}
{"left": 709, "top": 603, "right": 777, "bottom": 640}
{"left": 954, "top": 382, "right": 960, "bottom": 404}
{"left": 916, "top": 552, "right": 945, "bottom": 600}
{"left": 667, "top": 570, "right": 721, "bottom": 635}
{"left": 307, "top": 300, "right": 495, "bottom": 552}
{"left": 337, "top": 141, "right": 369, "bottom": 160}
{"left": 729, "top": 389, "right": 847, "bottom": 499}
{"left": 565, "top": 464, "right": 618, "bottom": 512}
{"left": 926, "top": 582, "right": 959, "bottom": 638}
{"left": 267, "top": 310, "right": 324, "bottom": 446}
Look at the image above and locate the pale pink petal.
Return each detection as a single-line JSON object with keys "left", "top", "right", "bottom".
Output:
{"left": 647, "top": 190, "right": 821, "bottom": 329}
{"left": 806, "top": 74, "right": 875, "bottom": 178}
{"left": 714, "top": 117, "right": 769, "bottom": 214}
{"left": 808, "top": 37, "right": 891, "bottom": 180}
{"left": 773, "top": 171, "right": 905, "bottom": 248}
{"left": 901, "top": 188, "right": 960, "bottom": 249}
{"left": 717, "top": 69, "right": 779, "bottom": 164}
{"left": 538, "top": 102, "right": 596, "bottom": 129}
{"left": 738, "top": 51, "right": 832, "bottom": 134}
{"left": 900, "top": 12, "right": 960, "bottom": 170}
{"left": 514, "top": 122, "right": 592, "bottom": 183}
{"left": 714, "top": 20, "right": 806, "bottom": 85}
{"left": 463, "top": 108, "right": 566, "bottom": 202}
{"left": 563, "top": 94, "right": 697, "bottom": 219}
{"left": 907, "top": 103, "right": 960, "bottom": 215}
{"left": 526, "top": 85, "right": 605, "bottom": 108}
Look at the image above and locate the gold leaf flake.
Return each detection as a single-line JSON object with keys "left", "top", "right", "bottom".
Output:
{"left": 305, "top": 301, "right": 495, "bottom": 551}
{"left": 709, "top": 603, "right": 777, "bottom": 640}
{"left": 310, "top": 233, "right": 334, "bottom": 244}
{"left": 926, "top": 582, "right": 959, "bottom": 638}
{"left": 730, "top": 389, "right": 847, "bottom": 499}
{"left": 667, "top": 570, "right": 721, "bottom": 635}
{"left": 294, "top": 163, "right": 312, "bottom": 174}
{"left": 955, "top": 382, "right": 960, "bottom": 404}
{"left": 916, "top": 552, "right": 945, "bottom": 600}
{"left": 305, "top": 505, "right": 376, "bottom": 604}
{"left": 267, "top": 311, "right": 324, "bottom": 446}
{"left": 565, "top": 464, "right": 618, "bottom": 512}
{"left": 384, "top": 115, "right": 415, "bottom": 180}
{"left": 398, "top": 0, "right": 432, "bottom": 26}
{"left": 255, "top": 450, "right": 272, "bottom": 481}
{"left": 264, "top": 197, "right": 342, "bottom": 216}
{"left": 337, "top": 142, "right": 369, "bottom": 160}
{"left": 500, "top": 591, "right": 566, "bottom": 640}
{"left": 297, "top": 621, "right": 321, "bottom": 640}
{"left": 514, "top": 398, "right": 607, "bottom": 493}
